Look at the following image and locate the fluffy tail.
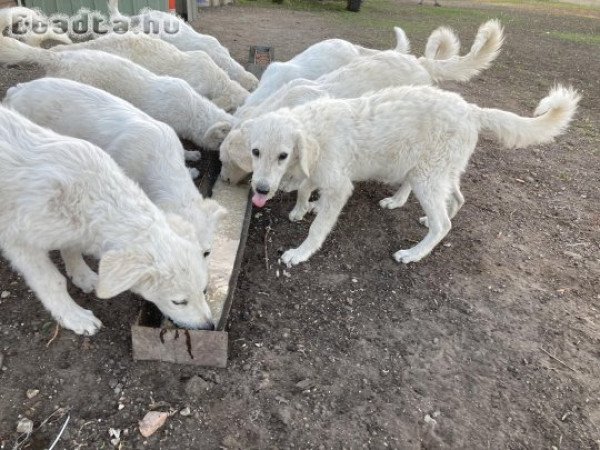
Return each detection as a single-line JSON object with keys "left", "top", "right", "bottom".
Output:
{"left": 393, "top": 26, "right": 410, "bottom": 54}
{"left": 477, "top": 85, "right": 580, "bottom": 149}
{"left": 424, "top": 26, "right": 460, "bottom": 60}
{"left": 0, "top": 36, "right": 57, "bottom": 66}
{"left": 419, "top": 19, "right": 504, "bottom": 82}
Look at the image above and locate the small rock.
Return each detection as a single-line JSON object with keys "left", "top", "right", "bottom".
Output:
{"left": 274, "top": 406, "right": 292, "bottom": 425}
{"left": 16, "top": 418, "right": 33, "bottom": 434}
{"left": 424, "top": 414, "right": 437, "bottom": 425}
{"left": 139, "top": 411, "right": 168, "bottom": 437}
{"left": 185, "top": 376, "right": 212, "bottom": 395}
{"left": 108, "top": 428, "right": 121, "bottom": 447}
{"left": 1, "top": 291, "right": 9, "bottom": 299}
{"left": 179, "top": 407, "right": 191, "bottom": 417}
{"left": 118, "top": 403, "right": 125, "bottom": 410}
{"left": 26, "top": 389, "right": 39, "bottom": 399}
{"left": 295, "top": 379, "right": 315, "bottom": 391}
{"left": 563, "top": 251, "right": 583, "bottom": 260}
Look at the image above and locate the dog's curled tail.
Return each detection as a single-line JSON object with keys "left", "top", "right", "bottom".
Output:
{"left": 419, "top": 19, "right": 503, "bottom": 82}
{"left": 0, "top": 36, "right": 58, "bottom": 67}
{"left": 393, "top": 26, "right": 410, "bottom": 54}
{"left": 424, "top": 26, "right": 460, "bottom": 60}
{"left": 477, "top": 85, "right": 580, "bottom": 149}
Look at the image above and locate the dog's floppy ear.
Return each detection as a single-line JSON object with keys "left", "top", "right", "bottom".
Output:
{"left": 295, "top": 130, "right": 320, "bottom": 177}
{"left": 222, "top": 127, "right": 252, "bottom": 173}
{"left": 96, "top": 248, "right": 153, "bottom": 298}
{"left": 165, "top": 213, "right": 197, "bottom": 241}
{"left": 203, "top": 121, "right": 232, "bottom": 150}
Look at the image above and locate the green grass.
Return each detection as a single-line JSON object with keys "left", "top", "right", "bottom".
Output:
{"left": 548, "top": 31, "right": 600, "bottom": 46}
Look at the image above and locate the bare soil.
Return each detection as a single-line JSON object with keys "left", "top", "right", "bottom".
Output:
{"left": 1, "top": 0, "right": 599, "bottom": 449}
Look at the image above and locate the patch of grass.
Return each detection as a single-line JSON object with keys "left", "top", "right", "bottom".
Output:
{"left": 548, "top": 31, "right": 600, "bottom": 46}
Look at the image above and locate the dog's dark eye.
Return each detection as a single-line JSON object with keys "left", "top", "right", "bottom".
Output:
{"left": 252, "top": 148, "right": 260, "bottom": 157}
{"left": 278, "top": 152, "right": 288, "bottom": 161}
{"left": 172, "top": 299, "right": 188, "bottom": 306}
{"left": 203, "top": 250, "right": 211, "bottom": 258}
{"left": 203, "top": 288, "right": 208, "bottom": 295}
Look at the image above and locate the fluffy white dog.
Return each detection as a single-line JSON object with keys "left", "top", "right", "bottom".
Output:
{"left": 106, "top": 0, "right": 259, "bottom": 91}
{"left": 0, "top": 37, "right": 234, "bottom": 150}
{"left": 52, "top": 32, "right": 249, "bottom": 112}
{"left": 4, "top": 77, "right": 226, "bottom": 253}
{"left": 0, "top": 106, "right": 216, "bottom": 335}
{"left": 229, "top": 85, "right": 579, "bottom": 266}
{"left": 215, "top": 19, "right": 503, "bottom": 184}
{"left": 0, "top": 6, "right": 72, "bottom": 46}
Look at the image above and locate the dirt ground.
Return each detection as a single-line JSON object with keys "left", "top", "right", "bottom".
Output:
{"left": 1, "top": 0, "right": 599, "bottom": 448}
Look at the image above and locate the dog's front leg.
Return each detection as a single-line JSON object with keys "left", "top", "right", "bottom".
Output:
{"left": 61, "top": 248, "right": 98, "bottom": 294}
{"left": 289, "top": 180, "right": 316, "bottom": 222}
{"left": 3, "top": 244, "right": 102, "bottom": 335}
{"left": 282, "top": 181, "right": 352, "bottom": 267}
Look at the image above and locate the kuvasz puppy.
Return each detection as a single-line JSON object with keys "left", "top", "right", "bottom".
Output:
{"left": 52, "top": 32, "right": 249, "bottom": 112}
{"left": 0, "top": 37, "right": 234, "bottom": 150}
{"left": 0, "top": 106, "right": 216, "bottom": 335}
{"left": 228, "top": 85, "right": 579, "bottom": 266}
{"left": 4, "top": 78, "right": 226, "bottom": 253}
{"left": 106, "top": 0, "right": 259, "bottom": 91}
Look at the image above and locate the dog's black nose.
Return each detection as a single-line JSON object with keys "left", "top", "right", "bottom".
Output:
{"left": 208, "top": 321, "right": 216, "bottom": 331}
{"left": 256, "top": 186, "right": 270, "bottom": 195}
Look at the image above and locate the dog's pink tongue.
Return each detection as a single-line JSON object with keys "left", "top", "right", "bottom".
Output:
{"left": 252, "top": 193, "right": 268, "bottom": 208}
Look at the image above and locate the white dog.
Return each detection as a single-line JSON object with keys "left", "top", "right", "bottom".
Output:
{"left": 215, "top": 20, "right": 503, "bottom": 184}
{"left": 0, "top": 106, "right": 216, "bottom": 335}
{"left": 0, "top": 37, "right": 234, "bottom": 150}
{"left": 241, "top": 21, "right": 470, "bottom": 108}
{"left": 229, "top": 85, "right": 579, "bottom": 266}
{"left": 4, "top": 77, "right": 226, "bottom": 253}
{"left": 0, "top": 6, "right": 72, "bottom": 46}
{"left": 52, "top": 32, "right": 249, "bottom": 112}
{"left": 106, "top": 0, "right": 259, "bottom": 91}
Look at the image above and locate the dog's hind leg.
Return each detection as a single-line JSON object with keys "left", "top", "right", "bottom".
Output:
{"left": 4, "top": 244, "right": 102, "bottom": 335}
{"left": 289, "top": 180, "right": 316, "bottom": 222}
{"left": 61, "top": 248, "right": 98, "bottom": 294}
{"left": 379, "top": 183, "right": 412, "bottom": 210}
{"left": 420, "top": 178, "right": 464, "bottom": 227}
{"left": 395, "top": 178, "right": 451, "bottom": 264}
{"left": 282, "top": 180, "right": 353, "bottom": 267}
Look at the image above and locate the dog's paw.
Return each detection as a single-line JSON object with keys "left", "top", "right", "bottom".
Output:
{"left": 59, "top": 307, "right": 102, "bottom": 336}
{"left": 379, "top": 196, "right": 406, "bottom": 210}
{"left": 419, "top": 216, "right": 429, "bottom": 228}
{"left": 185, "top": 150, "right": 202, "bottom": 162}
{"left": 189, "top": 168, "right": 200, "bottom": 179}
{"left": 289, "top": 208, "right": 306, "bottom": 222}
{"left": 393, "top": 249, "right": 424, "bottom": 264}
{"left": 71, "top": 270, "right": 98, "bottom": 294}
{"left": 281, "top": 248, "right": 310, "bottom": 267}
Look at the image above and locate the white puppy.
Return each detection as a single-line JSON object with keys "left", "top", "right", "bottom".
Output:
{"left": 0, "top": 6, "right": 72, "bottom": 46}
{"left": 241, "top": 21, "right": 468, "bottom": 109}
{"left": 216, "top": 20, "right": 503, "bottom": 183}
{"left": 106, "top": 0, "right": 259, "bottom": 91}
{"left": 230, "top": 85, "right": 579, "bottom": 266}
{"left": 0, "top": 106, "right": 216, "bottom": 335}
{"left": 0, "top": 37, "right": 234, "bottom": 150}
{"left": 4, "top": 77, "right": 226, "bottom": 253}
{"left": 52, "top": 32, "right": 248, "bottom": 112}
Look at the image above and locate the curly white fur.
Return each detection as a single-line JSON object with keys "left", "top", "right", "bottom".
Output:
{"left": 53, "top": 32, "right": 248, "bottom": 112}
{"left": 0, "top": 36, "right": 234, "bottom": 149}
{"left": 4, "top": 77, "right": 227, "bottom": 253}
{"left": 0, "top": 105, "right": 218, "bottom": 334}
{"left": 106, "top": 0, "right": 259, "bottom": 91}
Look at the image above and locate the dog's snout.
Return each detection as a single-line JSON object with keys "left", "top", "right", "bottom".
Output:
{"left": 256, "top": 182, "right": 270, "bottom": 195}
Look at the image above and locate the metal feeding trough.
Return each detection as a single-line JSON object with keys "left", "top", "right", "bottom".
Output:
{"left": 131, "top": 150, "right": 252, "bottom": 368}
{"left": 247, "top": 45, "right": 274, "bottom": 78}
